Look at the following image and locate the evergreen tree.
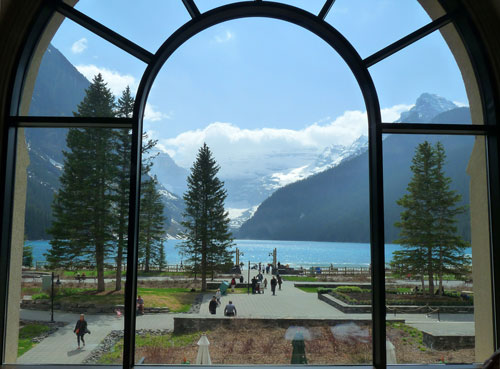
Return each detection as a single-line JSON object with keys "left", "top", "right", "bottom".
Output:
{"left": 23, "top": 243, "right": 34, "bottom": 268}
{"left": 392, "top": 141, "right": 469, "bottom": 295}
{"left": 179, "top": 143, "right": 234, "bottom": 291}
{"left": 46, "top": 74, "right": 116, "bottom": 292}
{"left": 138, "top": 175, "right": 166, "bottom": 272}
{"left": 112, "top": 86, "right": 134, "bottom": 290}
{"left": 431, "top": 142, "right": 469, "bottom": 292}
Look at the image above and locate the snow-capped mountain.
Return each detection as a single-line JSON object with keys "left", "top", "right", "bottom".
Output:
{"left": 265, "top": 135, "right": 369, "bottom": 190}
{"left": 396, "top": 93, "right": 457, "bottom": 123}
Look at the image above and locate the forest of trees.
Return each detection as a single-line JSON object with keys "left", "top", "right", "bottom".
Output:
{"left": 45, "top": 74, "right": 166, "bottom": 291}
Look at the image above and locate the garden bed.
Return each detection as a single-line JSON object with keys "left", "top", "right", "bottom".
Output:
{"left": 94, "top": 323, "right": 474, "bottom": 365}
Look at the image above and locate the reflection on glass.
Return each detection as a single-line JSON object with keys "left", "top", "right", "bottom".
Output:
{"left": 383, "top": 134, "right": 490, "bottom": 364}
{"left": 6, "top": 126, "right": 129, "bottom": 364}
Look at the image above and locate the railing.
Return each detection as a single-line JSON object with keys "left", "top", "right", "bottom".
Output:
{"left": 306, "top": 266, "right": 371, "bottom": 275}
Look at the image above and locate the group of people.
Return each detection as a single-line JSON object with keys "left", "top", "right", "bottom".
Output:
{"left": 209, "top": 293, "right": 237, "bottom": 317}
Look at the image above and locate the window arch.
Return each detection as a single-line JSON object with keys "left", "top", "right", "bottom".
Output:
{"left": 1, "top": 1, "right": 499, "bottom": 367}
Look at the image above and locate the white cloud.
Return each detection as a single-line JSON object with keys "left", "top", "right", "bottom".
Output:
{"left": 214, "top": 30, "right": 235, "bottom": 43}
{"left": 71, "top": 38, "right": 88, "bottom": 54}
{"left": 75, "top": 64, "right": 137, "bottom": 96}
{"left": 157, "top": 103, "right": 413, "bottom": 174}
{"left": 453, "top": 101, "right": 469, "bottom": 107}
{"left": 381, "top": 104, "right": 414, "bottom": 122}
{"left": 144, "top": 103, "right": 170, "bottom": 122}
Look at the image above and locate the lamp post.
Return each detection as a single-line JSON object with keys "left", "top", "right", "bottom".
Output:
{"left": 50, "top": 272, "right": 61, "bottom": 322}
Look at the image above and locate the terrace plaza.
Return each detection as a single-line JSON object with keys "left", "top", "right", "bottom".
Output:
{"left": 1, "top": 1, "right": 500, "bottom": 369}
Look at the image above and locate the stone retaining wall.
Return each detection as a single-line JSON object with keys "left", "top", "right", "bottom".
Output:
{"left": 21, "top": 299, "right": 169, "bottom": 314}
{"left": 318, "top": 292, "right": 474, "bottom": 314}
{"left": 423, "top": 332, "right": 475, "bottom": 350}
{"left": 173, "top": 317, "right": 386, "bottom": 334}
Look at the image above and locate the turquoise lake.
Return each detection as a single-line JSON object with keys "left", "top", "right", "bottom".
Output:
{"left": 23, "top": 239, "right": 466, "bottom": 268}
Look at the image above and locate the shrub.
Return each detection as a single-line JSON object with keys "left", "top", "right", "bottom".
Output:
{"left": 317, "top": 287, "right": 332, "bottom": 294}
{"left": 32, "top": 293, "right": 50, "bottom": 300}
{"left": 334, "top": 286, "right": 363, "bottom": 293}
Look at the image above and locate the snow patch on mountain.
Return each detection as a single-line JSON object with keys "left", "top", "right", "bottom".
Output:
{"left": 265, "top": 135, "right": 368, "bottom": 189}
{"left": 228, "top": 205, "right": 259, "bottom": 229}
{"left": 159, "top": 189, "right": 179, "bottom": 201}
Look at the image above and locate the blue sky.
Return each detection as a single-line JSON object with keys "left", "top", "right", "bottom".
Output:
{"left": 50, "top": 0, "right": 468, "bottom": 168}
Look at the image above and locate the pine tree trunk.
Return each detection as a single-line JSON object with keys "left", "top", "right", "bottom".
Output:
{"left": 427, "top": 246, "right": 435, "bottom": 296}
{"left": 115, "top": 238, "right": 123, "bottom": 291}
{"left": 421, "top": 275, "right": 425, "bottom": 295}
{"left": 96, "top": 241, "right": 105, "bottom": 292}
{"left": 201, "top": 240, "right": 207, "bottom": 291}
{"left": 438, "top": 247, "right": 444, "bottom": 295}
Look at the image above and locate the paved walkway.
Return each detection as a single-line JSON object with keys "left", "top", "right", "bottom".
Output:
{"left": 16, "top": 271, "right": 475, "bottom": 364}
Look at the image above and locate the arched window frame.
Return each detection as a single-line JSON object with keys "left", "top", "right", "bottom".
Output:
{"left": 0, "top": 1, "right": 498, "bottom": 368}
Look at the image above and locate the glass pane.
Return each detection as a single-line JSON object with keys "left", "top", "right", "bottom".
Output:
{"left": 370, "top": 26, "right": 470, "bottom": 122}
{"left": 279, "top": 0, "right": 325, "bottom": 15}
{"left": 130, "top": 17, "right": 373, "bottom": 366}
{"left": 21, "top": 16, "right": 146, "bottom": 117}
{"left": 383, "top": 134, "right": 492, "bottom": 364}
{"left": 74, "top": 0, "right": 190, "bottom": 53}
{"left": 196, "top": 0, "right": 244, "bottom": 13}
{"left": 326, "top": 0, "right": 431, "bottom": 59}
{"left": 5, "top": 127, "right": 130, "bottom": 364}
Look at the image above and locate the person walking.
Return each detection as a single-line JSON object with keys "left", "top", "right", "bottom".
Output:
{"left": 137, "top": 295, "right": 144, "bottom": 315}
{"left": 277, "top": 274, "right": 283, "bottom": 290}
{"left": 215, "top": 288, "right": 222, "bottom": 305}
{"left": 224, "top": 301, "right": 237, "bottom": 317}
{"left": 209, "top": 296, "right": 218, "bottom": 315}
{"left": 230, "top": 277, "right": 236, "bottom": 293}
{"left": 263, "top": 278, "right": 268, "bottom": 290}
{"left": 74, "top": 314, "right": 90, "bottom": 349}
{"left": 271, "top": 276, "right": 277, "bottom": 296}
{"left": 251, "top": 276, "right": 257, "bottom": 294}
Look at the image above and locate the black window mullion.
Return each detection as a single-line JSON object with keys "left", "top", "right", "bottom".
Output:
{"left": 369, "top": 111, "right": 387, "bottom": 369}
{"left": 122, "top": 112, "right": 142, "bottom": 369}
{"left": 181, "top": 0, "right": 201, "bottom": 19}
{"left": 10, "top": 116, "right": 134, "bottom": 129}
{"left": 364, "top": 13, "right": 452, "bottom": 68}
{"left": 381, "top": 122, "right": 493, "bottom": 136}
{"left": 56, "top": 2, "right": 154, "bottom": 64}
{"left": 318, "top": 0, "right": 335, "bottom": 20}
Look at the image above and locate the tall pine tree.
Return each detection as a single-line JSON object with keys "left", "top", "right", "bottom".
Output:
{"left": 138, "top": 175, "right": 166, "bottom": 272}
{"left": 431, "top": 142, "right": 469, "bottom": 292}
{"left": 392, "top": 141, "right": 469, "bottom": 295}
{"left": 179, "top": 143, "right": 234, "bottom": 291}
{"left": 112, "top": 86, "right": 134, "bottom": 290}
{"left": 46, "top": 74, "right": 116, "bottom": 292}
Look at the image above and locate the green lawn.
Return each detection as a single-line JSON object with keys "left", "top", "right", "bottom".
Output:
{"left": 296, "top": 286, "right": 319, "bottom": 293}
{"left": 282, "top": 276, "right": 317, "bottom": 282}
{"left": 137, "top": 287, "right": 197, "bottom": 312}
{"left": 26, "top": 286, "right": 198, "bottom": 312}
{"left": 18, "top": 323, "right": 50, "bottom": 357}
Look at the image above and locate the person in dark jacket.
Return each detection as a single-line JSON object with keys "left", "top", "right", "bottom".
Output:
{"left": 251, "top": 276, "right": 257, "bottom": 294}
{"left": 271, "top": 276, "right": 277, "bottom": 296}
{"left": 209, "top": 296, "right": 218, "bottom": 315}
{"left": 74, "top": 314, "right": 90, "bottom": 349}
{"left": 277, "top": 274, "right": 283, "bottom": 290}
